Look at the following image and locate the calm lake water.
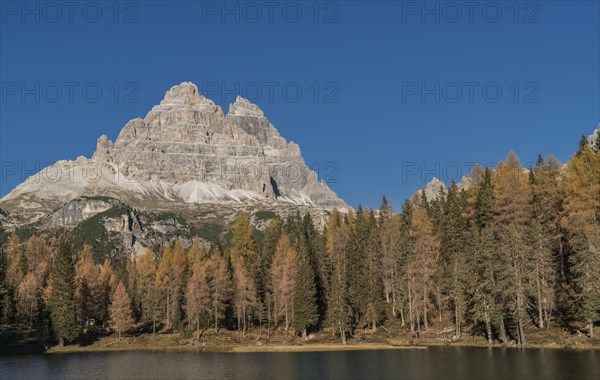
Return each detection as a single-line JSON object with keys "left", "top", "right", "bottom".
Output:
{"left": 1, "top": 347, "right": 599, "bottom": 380}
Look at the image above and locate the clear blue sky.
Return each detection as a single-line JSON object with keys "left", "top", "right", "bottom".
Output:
{"left": 1, "top": 1, "right": 598, "bottom": 210}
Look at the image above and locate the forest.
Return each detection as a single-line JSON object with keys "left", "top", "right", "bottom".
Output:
{"left": 0, "top": 136, "right": 598, "bottom": 348}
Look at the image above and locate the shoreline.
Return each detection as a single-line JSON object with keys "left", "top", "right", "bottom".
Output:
{"left": 42, "top": 339, "right": 599, "bottom": 355}
{"left": 47, "top": 342, "right": 427, "bottom": 355}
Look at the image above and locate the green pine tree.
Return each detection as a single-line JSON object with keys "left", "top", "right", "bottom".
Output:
{"left": 48, "top": 239, "right": 80, "bottom": 345}
{"left": 292, "top": 247, "right": 319, "bottom": 338}
{"left": 475, "top": 168, "right": 495, "bottom": 230}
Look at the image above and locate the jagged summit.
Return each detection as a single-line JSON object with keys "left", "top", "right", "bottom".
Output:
{"left": 1, "top": 82, "right": 348, "bottom": 222}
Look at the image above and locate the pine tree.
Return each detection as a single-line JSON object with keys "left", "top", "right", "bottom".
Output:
{"left": 325, "top": 209, "right": 352, "bottom": 344}
{"left": 75, "top": 245, "right": 102, "bottom": 322}
{"left": 110, "top": 282, "right": 134, "bottom": 339}
{"left": 292, "top": 246, "right": 319, "bottom": 338}
{"left": 99, "top": 259, "right": 115, "bottom": 324}
{"left": 48, "top": 239, "right": 80, "bottom": 345}
{"left": 474, "top": 168, "right": 495, "bottom": 230}
{"left": 528, "top": 219, "right": 556, "bottom": 329}
{"left": 467, "top": 226, "right": 497, "bottom": 344}
{"left": 438, "top": 182, "right": 469, "bottom": 338}
{"left": 576, "top": 134, "right": 588, "bottom": 156}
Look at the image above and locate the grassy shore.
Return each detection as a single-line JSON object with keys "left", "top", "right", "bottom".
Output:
{"left": 43, "top": 329, "right": 599, "bottom": 355}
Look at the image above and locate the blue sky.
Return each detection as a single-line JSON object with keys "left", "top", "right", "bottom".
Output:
{"left": 1, "top": 1, "right": 598, "bottom": 209}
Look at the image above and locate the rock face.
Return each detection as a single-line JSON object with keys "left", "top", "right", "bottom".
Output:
{"left": 1, "top": 82, "right": 348, "bottom": 224}
{"left": 417, "top": 177, "right": 447, "bottom": 201}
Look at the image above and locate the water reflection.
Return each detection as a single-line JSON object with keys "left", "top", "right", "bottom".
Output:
{"left": 1, "top": 347, "right": 598, "bottom": 380}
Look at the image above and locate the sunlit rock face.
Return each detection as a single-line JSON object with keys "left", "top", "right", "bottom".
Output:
{"left": 1, "top": 82, "right": 348, "bottom": 219}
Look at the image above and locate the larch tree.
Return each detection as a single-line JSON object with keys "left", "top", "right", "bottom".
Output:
{"left": 493, "top": 152, "right": 534, "bottom": 346}
{"left": 561, "top": 143, "right": 600, "bottom": 338}
{"left": 270, "top": 233, "right": 296, "bottom": 331}
{"left": 232, "top": 255, "right": 258, "bottom": 335}
{"left": 110, "top": 281, "right": 134, "bottom": 339}
{"left": 408, "top": 200, "right": 440, "bottom": 332}
{"left": 185, "top": 260, "right": 211, "bottom": 339}
{"left": 206, "top": 247, "right": 231, "bottom": 333}
{"left": 17, "top": 272, "right": 39, "bottom": 332}
{"left": 136, "top": 249, "right": 160, "bottom": 334}
{"left": 157, "top": 242, "right": 188, "bottom": 329}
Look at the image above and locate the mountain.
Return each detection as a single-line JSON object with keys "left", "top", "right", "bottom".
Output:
{"left": 0, "top": 82, "right": 348, "bottom": 256}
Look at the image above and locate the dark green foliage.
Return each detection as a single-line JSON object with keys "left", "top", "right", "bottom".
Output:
{"left": 475, "top": 168, "right": 495, "bottom": 230}
{"left": 255, "top": 210, "right": 277, "bottom": 221}
{"left": 194, "top": 223, "right": 223, "bottom": 243}
{"left": 348, "top": 209, "right": 384, "bottom": 328}
{"left": 48, "top": 239, "right": 80, "bottom": 344}
{"left": 576, "top": 134, "right": 588, "bottom": 156}
{"left": 70, "top": 207, "right": 126, "bottom": 263}
{"left": 292, "top": 247, "right": 319, "bottom": 336}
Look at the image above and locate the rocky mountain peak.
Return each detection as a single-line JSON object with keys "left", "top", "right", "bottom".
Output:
{"left": 228, "top": 96, "right": 265, "bottom": 118}
{"left": 2, "top": 81, "right": 348, "bottom": 217}
{"left": 160, "top": 82, "right": 207, "bottom": 106}
{"left": 416, "top": 177, "right": 446, "bottom": 201}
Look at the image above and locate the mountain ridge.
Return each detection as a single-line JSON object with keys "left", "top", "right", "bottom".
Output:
{"left": 1, "top": 82, "right": 348, "bottom": 224}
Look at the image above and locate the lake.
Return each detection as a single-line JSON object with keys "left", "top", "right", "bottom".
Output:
{"left": 1, "top": 347, "right": 598, "bottom": 379}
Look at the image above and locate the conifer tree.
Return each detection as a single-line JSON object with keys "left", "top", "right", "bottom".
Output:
{"left": 408, "top": 204, "right": 440, "bottom": 332}
{"left": 17, "top": 272, "right": 39, "bottom": 332}
{"left": 48, "top": 239, "right": 79, "bottom": 345}
{"left": 185, "top": 261, "right": 211, "bottom": 339}
{"left": 110, "top": 281, "right": 134, "bottom": 339}
{"left": 270, "top": 234, "right": 296, "bottom": 331}
{"left": 232, "top": 255, "right": 258, "bottom": 335}
{"left": 292, "top": 246, "right": 319, "bottom": 338}
{"left": 325, "top": 209, "right": 352, "bottom": 344}
{"left": 562, "top": 143, "right": 600, "bottom": 338}
{"left": 136, "top": 249, "right": 160, "bottom": 334}
{"left": 439, "top": 182, "right": 469, "bottom": 338}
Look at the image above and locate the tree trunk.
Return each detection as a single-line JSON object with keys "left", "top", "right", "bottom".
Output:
{"left": 400, "top": 307, "right": 405, "bottom": 327}
{"left": 340, "top": 327, "right": 347, "bottom": 345}
{"left": 558, "top": 237, "right": 565, "bottom": 280}
{"left": 454, "top": 305, "right": 461, "bottom": 339}
{"left": 197, "top": 318, "right": 200, "bottom": 340}
{"left": 166, "top": 293, "right": 170, "bottom": 326}
{"left": 517, "top": 318, "right": 526, "bottom": 347}
{"left": 408, "top": 284, "right": 414, "bottom": 332}
{"left": 499, "top": 318, "right": 507, "bottom": 344}
{"left": 214, "top": 304, "right": 218, "bottom": 333}
{"left": 536, "top": 262, "right": 544, "bottom": 328}
{"left": 437, "top": 287, "right": 442, "bottom": 322}
{"left": 423, "top": 291, "right": 429, "bottom": 331}
{"left": 484, "top": 310, "right": 492, "bottom": 344}
{"left": 590, "top": 319, "right": 594, "bottom": 339}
